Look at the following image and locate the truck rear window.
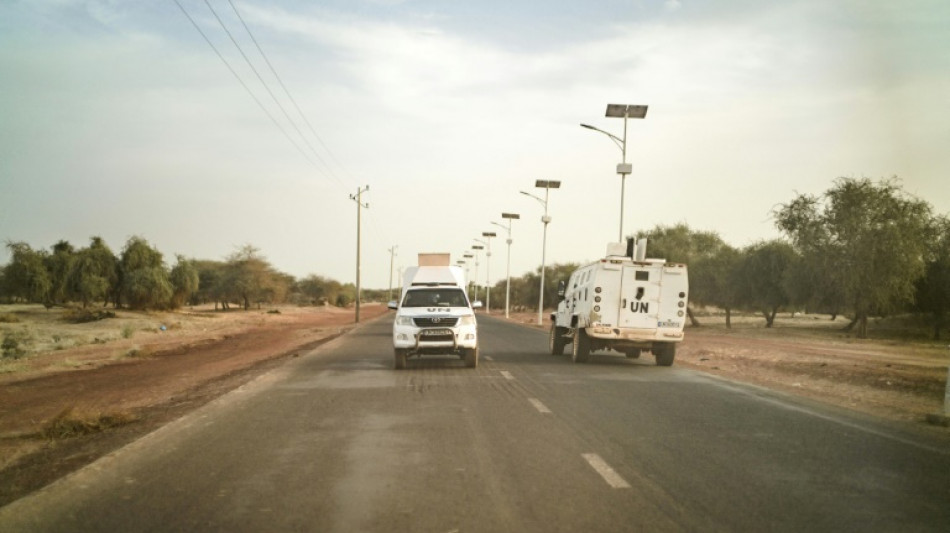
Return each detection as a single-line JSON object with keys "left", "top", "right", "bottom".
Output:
{"left": 402, "top": 288, "right": 469, "bottom": 308}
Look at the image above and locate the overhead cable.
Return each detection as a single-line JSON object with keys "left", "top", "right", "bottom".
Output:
{"left": 173, "top": 0, "right": 333, "bottom": 184}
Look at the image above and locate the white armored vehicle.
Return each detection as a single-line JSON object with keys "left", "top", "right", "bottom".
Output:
{"left": 388, "top": 253, "right": 480, "bottom": 369}
{"left": 550, "top": 239, "right": 688, "bottom": 365}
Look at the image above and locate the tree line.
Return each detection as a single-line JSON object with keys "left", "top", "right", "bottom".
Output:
{"left": 484, "top": 178, "right": 949, "bottom": 340}
{"left": 0, "top": 238, "right": 383, "bottom": 311}
{"left": 4, "top": 178, "right": 946, "bottom": 339}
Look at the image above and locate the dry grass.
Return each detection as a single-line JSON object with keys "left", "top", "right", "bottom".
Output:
{"left": 41, "top": 407, "right": 138, "bottom": 440}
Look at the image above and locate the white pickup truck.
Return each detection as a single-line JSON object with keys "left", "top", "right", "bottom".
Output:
{"left": 388, "top": 254, "right": 480, "bottom": 369}
{"left": 550, "top": 240, "right": 688, "bottom": 366}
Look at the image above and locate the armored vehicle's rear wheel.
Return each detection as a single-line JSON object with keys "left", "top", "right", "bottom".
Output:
{"left": 394, "top": 348, "right": 407, "bottom": 370}
{"left": 463, "top": 347, "right": 478, "bottom": 368}
{"left": 550, "top": 324, "right": 567, "bottom": 355}
{"left": 653, "top": 342, "right": 675, "bottom": 366}
{"left": 572, "top": 328, "right": 590, "bottom": 363}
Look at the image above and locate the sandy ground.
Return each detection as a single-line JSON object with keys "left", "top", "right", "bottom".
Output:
{"left": 0, "top": 304, "right": 947, "bottom": 506}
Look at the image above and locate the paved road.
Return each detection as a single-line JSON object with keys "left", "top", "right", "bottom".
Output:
{"left": 2, "top": 314, "right": 949, "bottom": 532}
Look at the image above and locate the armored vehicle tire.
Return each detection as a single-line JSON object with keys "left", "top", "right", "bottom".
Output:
{"left": 572, "top": 328, "right": 591, "bottom": 363}
{"left": 550, "top": 324, "right": 567, "bottom": 355}
{"left": 394, "top": 348, "right": 408, "bottom": 370}
{"left": 653, "top": 343, "right": 675, "bottom": 366}
{"left": 624, "top": 348, "right": 641, "bottom": 359}
{"left": 463, "top": 347, "right": 478, "bottom": 368}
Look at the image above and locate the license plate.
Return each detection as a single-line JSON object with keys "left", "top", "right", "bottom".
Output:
{"left": 421, "top": 329, "right": 453, "bottom": 336}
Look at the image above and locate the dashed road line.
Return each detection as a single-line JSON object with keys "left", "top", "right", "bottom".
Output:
{"left": 500, "top": 370, "right": 515, "bottom": 380}
{"left": 582, "top": 453, "right": 631, "bottom": 489}
{"left": 484, "top": 356, "right": 494, "bottom": 361}
{"left": 528, "top": 398, "right": 551, "bottom": 414}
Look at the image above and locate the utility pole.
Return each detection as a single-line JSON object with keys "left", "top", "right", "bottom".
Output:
{"left": 387, "top": 245, "right": 398, "bottom": 303}
{"left": 349, "top": 185, "right": 369, "bottom": 323}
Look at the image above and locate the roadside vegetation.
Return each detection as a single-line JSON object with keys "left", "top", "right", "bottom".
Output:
{"left": 0, "top": 239, "right": 385, "bottom": 314}
{"left": 489, "top": 178, "right": 950, "bottom": 341}
{"left": 2, "top": 177, "right": 948, "bottom": 346}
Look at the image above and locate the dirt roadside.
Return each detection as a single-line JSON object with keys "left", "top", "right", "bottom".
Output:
{"left": 0, "top": 304, "right": 389, "bottom": 506}
{"left": 502, "top": 311, "right": 950, "bottom": 426}
{"left": 0, "top": 305, "right": 948, "bottom": 507}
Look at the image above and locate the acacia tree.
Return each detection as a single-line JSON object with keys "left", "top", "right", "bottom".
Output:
{"left": 225, "top": 245, "right": 274, "bottom": 310}
{"left": 192, "top": 260, "right": 229, "bottom": 309}
{"left": 71, "top": 236, "right": 118, "bottom": 308}
{"left": 120, "top": 236, "right": 172, "bottom": 310}
{"left": 2, "top": 242, "right": 51, "bottom": 304}
{"left": 690, "top": 245, "right": 742, "bottom": 327}
{"left": 915, "top": 217, "right": 950, "bottom": 340}
{"left": 734, "top": 240, "right": 796, "bottom": 327}
{"left": 296, "top": 274, "right": 344, "bottom": 306}
{"left": 775, "top": 178, "right": 933, "bottom": 338}
{"left": 169, "top": 255, "right": 200, "bottom": 309}
{"left": 44, "top": 240, "right": 76, "bottom": 305}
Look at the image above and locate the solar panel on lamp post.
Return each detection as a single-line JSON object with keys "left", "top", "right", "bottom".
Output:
{"left": 520, "top": 179, "right": 561, "bottom": 326}
{"left": 581, "top": 103, "right": 648, "bottom": 241}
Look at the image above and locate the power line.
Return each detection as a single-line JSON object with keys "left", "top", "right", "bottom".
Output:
{"left": 223, "top": 1, "right": 394, "bottom": 249}
{"left": 172, "top": 0, "right": 337, "bottom": 186}
{"left": 226, "top": 0, "right": 358, "bottom": 187}
{"left": 204, "top": 0, "right": 345, "bottom": 189}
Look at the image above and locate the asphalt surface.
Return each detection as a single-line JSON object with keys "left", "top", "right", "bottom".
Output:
{"left": 2, "top": 314, "right": 949, "bottom": 532}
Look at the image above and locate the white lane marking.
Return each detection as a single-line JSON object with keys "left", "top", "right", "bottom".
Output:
{"left": 484, "top": 356, "right": 494, "bottom": 361}
{"left": 500, "top": 370, "right": 515, "bottom": 380}
{"left": 528, "top": 398, "right": 551, "bottom": 414}
{"left": 582, "top": 453, "right": 631, "bottom": 489}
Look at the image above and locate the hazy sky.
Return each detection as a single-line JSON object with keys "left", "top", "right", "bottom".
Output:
{"left": 2, "top": 0, "right": 948, "bottom": 290}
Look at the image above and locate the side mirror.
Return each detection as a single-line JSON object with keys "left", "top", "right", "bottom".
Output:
{"left": 557, "top": 280, "right": 566, "bottom": 300}
{"left": 471, "top": 300, "right": 483, "bottom": 309}
{"left": 387, "top": 300, "right": 398, "bottom": 310}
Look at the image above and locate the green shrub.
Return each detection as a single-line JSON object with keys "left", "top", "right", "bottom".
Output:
{"left": 121, "top": 324, "right": 135, "bottom": 339}
{"left": 2, "top": 331, "right": 28, "bottom": 359}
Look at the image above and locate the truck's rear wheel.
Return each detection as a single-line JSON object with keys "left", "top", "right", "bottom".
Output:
{"left": 572, "top": 328, "right": 590, "bottom": 363}
{"left": 464, "top": 347, "right": 478, "bottom": 368}
{"left": 550, "top": 324, "right": 567, "bottom": 355}
{"left": 653, "top": 343, "right": 675, "bottom": 366}
{"left": 394, "top": 349, "right": 407, "bottom": 370}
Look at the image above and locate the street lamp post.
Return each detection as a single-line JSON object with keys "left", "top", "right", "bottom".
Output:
{"left": 521, "top": 179, "right": 561, "bottom": 326}
{"left": 581, "top": 103, "right": 648, "bottom": 241}
{"left": 462, "top": 253, "right": 474, "bottom": 300}
{"left": 472, "top": 244, "right": 484, "bottom": 305}
{"left": 493, "top": 213, "right": 520, "bottom": 319}
{"left": 481, "top": 232, "right": 496, "bottom": 313}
